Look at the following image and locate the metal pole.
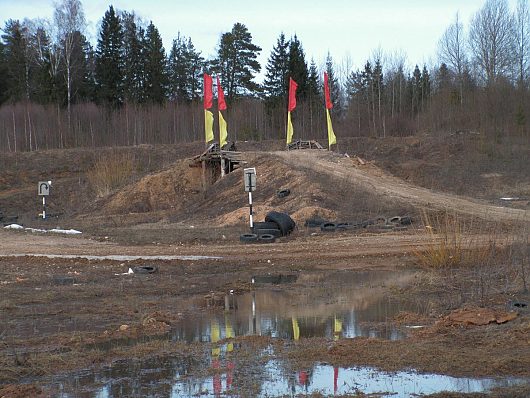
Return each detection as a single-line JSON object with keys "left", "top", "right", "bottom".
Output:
{"left": 42, "top": 196, "right": 46, "bottom": 220}
{"left": 248, "top": 191, "right": 253, "bottom": 230}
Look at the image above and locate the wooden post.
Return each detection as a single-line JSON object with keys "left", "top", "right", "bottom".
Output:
{"left": 201, "top": 160, "right": 207, "bottom": 191}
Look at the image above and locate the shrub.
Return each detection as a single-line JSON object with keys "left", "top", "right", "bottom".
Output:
{"left": 87, "top": 151, "right": 135, "bottom": 197}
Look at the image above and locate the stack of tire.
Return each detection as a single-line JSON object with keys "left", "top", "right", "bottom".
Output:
{"left": 240, "top": 211, "right": 295, "bottom": 244}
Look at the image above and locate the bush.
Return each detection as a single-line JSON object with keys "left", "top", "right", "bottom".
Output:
{"left": 87, "top": 151, "right": 135, "bottom": 197}
{"left": 415, "top": 211, "right": 498, "bottom": 269}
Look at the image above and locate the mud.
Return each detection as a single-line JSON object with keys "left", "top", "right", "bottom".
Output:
{"left": 0, "top": 138, "right": 529, "bottom": 397}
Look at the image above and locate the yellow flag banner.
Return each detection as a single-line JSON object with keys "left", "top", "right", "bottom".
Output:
{"left": 286, "top": 111, "right": 294, "bottom": 144}
{"left": 204, "top": 109, "right": 214, "bottom": 143}
{"left": 326, "top": 108, "right": 336, "bottom": 148}
{"left": 219, "top": 111, "right": 228, "bottom": 148}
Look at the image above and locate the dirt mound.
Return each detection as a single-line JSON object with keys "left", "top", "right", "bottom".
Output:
{"left": 101, "top": 160, "right": 202, "bottom": 214}
{"left": 215, "top": 205, "right": 273, "bottom": 226}
{"left": 443, "top": 307, "right": 518, "bottom": 326}
{"left": 291, "top": 206, "right": 337, "bottom": 224}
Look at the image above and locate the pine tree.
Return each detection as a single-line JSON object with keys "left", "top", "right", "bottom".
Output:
{"left": 213, "top": 22, "right": 261, "bottom": 100}
{"left": 121, "top": 12, "right": 145, "bottom": 103}
{"left": 288, "top": 35, "right": 308, "bottom": 99}
{"left": 410, "top": 64, "right": 422, "bottom": 115}
{"left": 0, "top": 41, "right": 9, "bottom": 104}
{"left": 262, "top": 32, "right": 289, "bottom": 100}
{"left": 2, "top": 19, "right": 30, "bottom": 102}
{"left": 95, "top": 5, "right": 123, "bottom": 107}
{"left": 144, "top": 21, "right": 168, "bottom": 104}
{"left": 168, "top": 34, "right": 204, "bottom": 101}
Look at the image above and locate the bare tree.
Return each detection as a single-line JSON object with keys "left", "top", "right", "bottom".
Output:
{"left": 469, "top": 0, "right": 515, "bottom": 86}
{"left": 438, "top": 13, "right": 467, "bottom": 104}
{"left": 514, "top": 0, "right": 530, "bottom": 88}
{"left": 54, "top": 0, "right": 86, "bottom": 141}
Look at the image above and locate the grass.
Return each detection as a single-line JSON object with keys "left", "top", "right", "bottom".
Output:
{"left": 86, "top": 151, "right": 135, "bottom": 197}
{"left": 414, "top": 211, "right": 498, "bottom": 269}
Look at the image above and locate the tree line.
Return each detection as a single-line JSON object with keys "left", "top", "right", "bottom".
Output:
{"left": 1, "top": 0, "right": 529, "bottom": 152}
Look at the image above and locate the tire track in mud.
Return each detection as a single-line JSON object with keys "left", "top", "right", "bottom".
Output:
{"left": 275, "top": 150, "right": 529, "bottom": 223}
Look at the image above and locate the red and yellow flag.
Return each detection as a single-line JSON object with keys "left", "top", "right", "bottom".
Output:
{"left": 217, "top": 76, "right": 228, "bottom": 148}
{"left": 324, "top": 72, "right": 336, "bottom": 148}
{"left": 286, "top": 77, "right": 298, "bottom": 144}
{"left": 203, "top": 73, "right": 214, "bottom": 143}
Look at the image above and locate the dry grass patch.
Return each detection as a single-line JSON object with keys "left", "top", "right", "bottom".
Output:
{"left": 87, "top": 151, "right": 135, "bottom": 197}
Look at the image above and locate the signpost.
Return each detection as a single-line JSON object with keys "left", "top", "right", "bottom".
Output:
{"left": 38, "top": 181, "right": 51, "bottom": 219}
{"left": 243, "top": 168, "right": 256, "bottom": 229}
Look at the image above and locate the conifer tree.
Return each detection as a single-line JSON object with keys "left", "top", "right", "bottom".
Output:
{"left": 95, "top": 5, "right": 123, "bottom": 107}
{"left": 213, "top": 22, "right": 261, "bottom": 100}
{"left": 144, "top": 21, "right": 168, "bottom": 104}
{"left": 121, "top": 12, "right": 145, "bottom": 103}
{"left": 263, "top": 32, "right": 289, "bottom": 100}
{"left": 0, "top": 41, "right": 9, "bottom": 104}
{"left": 168, "top": 34, "right": 204, "bottom": 101}
{"left": 2, "top": 19, "right": 30, "bottom": 102}
{"left": 288, "top": 35, "right": 308, "bottom": 99}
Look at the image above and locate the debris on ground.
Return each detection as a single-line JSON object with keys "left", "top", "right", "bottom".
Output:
{"left": 442, "top": 307, "right": 518, "bottom": 326}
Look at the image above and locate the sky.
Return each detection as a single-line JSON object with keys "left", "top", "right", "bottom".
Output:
{"left": 0, "top": 0, "right": 520, "bottom": 81}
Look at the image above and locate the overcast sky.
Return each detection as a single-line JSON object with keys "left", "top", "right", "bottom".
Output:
{"left": 0, "top": 0, "right": 520, "bottom": 80}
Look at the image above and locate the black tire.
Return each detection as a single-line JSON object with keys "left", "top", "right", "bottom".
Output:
{"left": 253, "top": 221, "right": 279, "bottom": 231}
{"left": 256, "top": 228, "right": 282, "bottom": 238}
{"left": 277, "top": 189, "right": 291, "bottom": 198}
{"left": 400, "top": 216, "right": 413, "bottom": 225}
{"left": 240, "top": 233, "right": 258, "bottom": 243}
{"left": 258, "top": 234, "right": 276, "bottom": 243}
{"left": 305, "top": 218, "right": 326, "bottom": 228}
{"left": 387, "top": 216, "right": 401, "bottom": 225}
{"left": 321, "top": 222, "right": 337, "bottom": 232}
{"left": 132, "top": 265, "right": 158, "bottom": 274}
{"left": 265, "top": 211, "right": 295, "bottom": 236}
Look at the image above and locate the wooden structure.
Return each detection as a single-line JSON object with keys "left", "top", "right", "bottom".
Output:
{"left": 287, "top": 139, "right": 324, "bottom": 150}
{"left": 190, "top": 142, "right": 244, "bottom": 190}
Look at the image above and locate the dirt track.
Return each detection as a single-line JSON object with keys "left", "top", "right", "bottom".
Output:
{"left": 275, "top": 150, "right": 529, "bottom": 223}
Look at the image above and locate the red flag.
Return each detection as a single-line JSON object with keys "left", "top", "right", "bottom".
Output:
{"left": 288, "top": 77, "right": 298, "bottom": 112}
{"left": 324, "top": 72, "right": 333, "bottom": 109}
{"left": 203, "top": 73, "right": 213, "bottom": 109}
{"left": 216, "top": 76, "right": 227, "bottom": 110}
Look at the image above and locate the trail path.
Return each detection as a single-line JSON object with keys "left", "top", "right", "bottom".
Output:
{"left": 275, "top": 150, "right": 529, "bottom": 223}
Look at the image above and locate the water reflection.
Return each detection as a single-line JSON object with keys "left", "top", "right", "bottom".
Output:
{"left": 172, "top": 270, "right": 417, "bottom": 343}
{"left": 52, "top": 353, "right": 526, "bottom": 398}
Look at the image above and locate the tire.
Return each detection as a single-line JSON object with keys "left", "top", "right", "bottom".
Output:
{"left": 256, "top": 228, "right": 282, "bottom": 238}
{"left": 240, "top": 233, "right": 258, "bottom": 243}
{"left": 132, "top": 265, "right": 158, "bottom": 274}
{"left": 400, "top": 216, "right": 413, "bottom": 225}
{"left": 320, "top": 222, "right": 337, "bottom": 232}
{"left": 277, "top": 189, "right": 291, "bottom": 198}
{"left": 258, "top": 234, "right": 276, "bottom": 243}
{"left": 265, "top": 211, "right": 295, "bottom": 236}
{"left": 305, "top": 218, "right": 326, "bottom": 228}
{"left": 253, "top": 221, "right": 279, "bottom": 231}
{"left": 388, "top": 216, "right": 401, "bottom": 225}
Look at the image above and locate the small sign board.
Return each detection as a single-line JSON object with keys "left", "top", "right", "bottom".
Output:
{"left": 38, "top": 181, "right": 50, "bottom": 196}
{"left": 243, "top": 168, "right": 256, "bottom": 192}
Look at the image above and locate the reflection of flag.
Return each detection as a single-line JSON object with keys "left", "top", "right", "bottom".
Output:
{"left": 324, "top": 72, "right": 336, "bottom": 148}
{"left": 204, "top": 73, "right": 214, "bottom": 143}
{"left": 292, "top": 317, "right": 300, "bottom": 341}
{"left": 286, "top": 78, "right": 298, "bottom": 145}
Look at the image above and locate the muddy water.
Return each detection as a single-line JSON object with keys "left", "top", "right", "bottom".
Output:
{"left": 43, "top": 270, "right": 528, "bottom": 397}
{"left": 51, "top": 351, "right": 526, "bottom": 398}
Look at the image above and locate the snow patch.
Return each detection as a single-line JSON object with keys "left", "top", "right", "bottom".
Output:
{"left": 4, "top": 224, "right": 82, "bottom": 235}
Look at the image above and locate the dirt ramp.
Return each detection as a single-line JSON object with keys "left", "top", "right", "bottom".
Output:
{"left": 102, "top": 160, "right": 202, "bottom": 214}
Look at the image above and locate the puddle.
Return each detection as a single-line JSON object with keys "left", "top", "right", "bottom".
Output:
{"left": 49, "top": 355, "right": 527, "bottom": 398}
{"left": 174, "top": 270, "right": 418, "bottom": 342}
